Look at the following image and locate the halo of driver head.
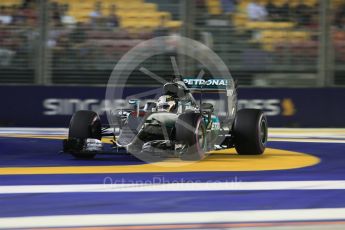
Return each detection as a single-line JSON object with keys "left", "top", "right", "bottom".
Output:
{"left": 105, "top": 36, "right": 235, "bottom": 166}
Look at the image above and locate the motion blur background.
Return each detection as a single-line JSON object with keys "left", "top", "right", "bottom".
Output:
{"left": 0, "top": 0, "right": 344, "bottom": 127}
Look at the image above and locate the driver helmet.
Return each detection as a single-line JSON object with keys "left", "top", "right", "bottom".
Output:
{"left": 157, "top": 95, "right": 176, "bottom": 112}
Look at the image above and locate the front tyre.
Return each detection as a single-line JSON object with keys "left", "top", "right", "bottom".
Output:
{"left": 68, "top": 110, "right": 102, "bottom": 159}
{"left": 233, "top": 109, "right": 267, "bottom": 155}
{"left": 175, "top": 113, "right": 206, "bottom": 161}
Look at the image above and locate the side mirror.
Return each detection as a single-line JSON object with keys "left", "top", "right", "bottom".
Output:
{"left": 129, "top": 99, "right": 140, "bottom": 117}
{"left": 128, "top": 99, "right": 140, "bottom": 106}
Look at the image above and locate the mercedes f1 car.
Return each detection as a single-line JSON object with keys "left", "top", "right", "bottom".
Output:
{"left": 63, "top": 77, "right": 268, "bottom": 161}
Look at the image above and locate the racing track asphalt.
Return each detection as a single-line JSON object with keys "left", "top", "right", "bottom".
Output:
{"left": 0, "top": 129, "right": 344, "bottom": 229}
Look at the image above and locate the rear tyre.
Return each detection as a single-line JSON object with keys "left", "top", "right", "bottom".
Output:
{"left": 175, "top": 113, "right": 206, "bottom": 161}
{"left": 68, "top": 110, "right": 102, "bottom": 159}
{"left": 233, "top": 109, "right": 267, "bottom": 155}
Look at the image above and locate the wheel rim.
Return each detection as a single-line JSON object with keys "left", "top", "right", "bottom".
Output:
{"left": 259, "top": 118, "right": 267, "bottom": 146}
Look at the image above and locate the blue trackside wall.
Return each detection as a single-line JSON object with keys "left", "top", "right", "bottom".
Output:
{"left": 0, "top": 85, "right": 344, "bottom": 127}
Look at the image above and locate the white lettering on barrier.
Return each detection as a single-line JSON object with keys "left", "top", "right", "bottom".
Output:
{"left": 238, "top": 99, "right": 281, "bottom": 116}
{"left": 43, "top": 98, "right": 282, "bottom": 116}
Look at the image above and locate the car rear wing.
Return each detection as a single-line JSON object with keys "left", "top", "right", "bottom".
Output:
{"left": 183, "top": 78, "right": 235, "bottom": 96}
{"left": 183, "top": 78, "right": 229, "bottom": 90}
{"left": 181, "top": 78, "right": 237, "bottom": 121}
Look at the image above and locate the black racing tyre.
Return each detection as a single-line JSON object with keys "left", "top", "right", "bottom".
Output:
{"left": 68, "top": 110, "right": 102, "bottom": 159}
{"left": 175, "top": 112, "right": 206, "bottom": 161}
{"left": 233, "top": 109, "right": 268, "bottom": 155}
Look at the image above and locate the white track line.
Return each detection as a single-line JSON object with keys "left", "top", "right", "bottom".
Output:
{"left": 0, "top": 128, "right": 345, "bottom": 136}
{"left": 1, "top": 181, "right": 345, "bottom": 194}
{"left": 268, "top": 138, "right": 345, "bottom": 143}
{"left": 0, "top": 128, "right": 68, "bottom": 135}
{"left": 0, "top": 208, "right": 345, "bottom": 229}
{"left": 1, "top": 128, "right": 345, "bottom": 143}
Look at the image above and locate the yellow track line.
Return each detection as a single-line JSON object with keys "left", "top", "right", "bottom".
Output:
{"left": 0, "top": 148, "right": 319, "bottom": 175}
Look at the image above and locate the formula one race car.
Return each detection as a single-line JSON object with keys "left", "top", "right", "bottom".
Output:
{"left": 63, "top": 77, "right": 268, "bottom": 161}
